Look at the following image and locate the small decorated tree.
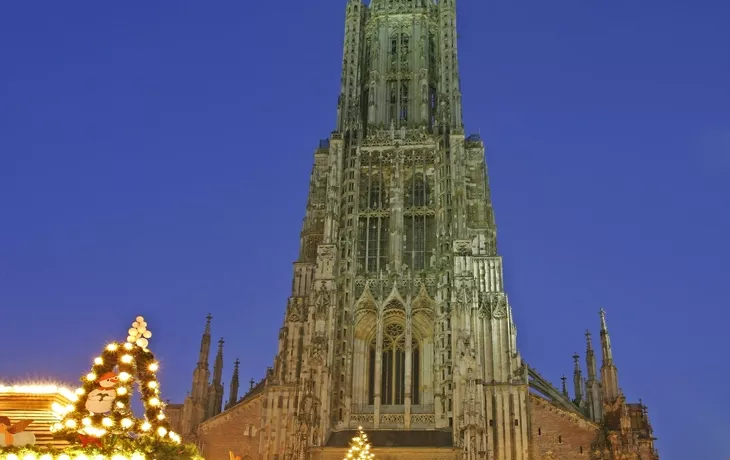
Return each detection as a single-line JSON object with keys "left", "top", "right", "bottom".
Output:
{"left": 0, "top": 316, "right": 203, "bottom": 460}
{"left": 343, "top": 427, "right": 374, "bottom": 460}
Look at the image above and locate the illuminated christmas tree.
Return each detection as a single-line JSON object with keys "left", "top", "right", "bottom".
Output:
{"left": 343, "top": 427, "right": 375, "bottom": 460}
{"left": 0, "top": 316, "right": 203, "bottom": 460}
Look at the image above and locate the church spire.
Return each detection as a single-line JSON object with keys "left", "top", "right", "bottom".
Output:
{"left": 207, "top": 338, "right": 225, "bottom": 419}
{"left": 226, "top": 358, "right": 240, "bottom": 410}
{"left": 599, "top": 308, "right": 621, "bottom": 402}
{"left": 198, "top": 313, "right": 212, "bottom": 367}
{"left": 572, "top": 353, "right": 584, "bottom": 406}
{"left": 192, "top": 314, "right": 212, "bottom": 401}
{"left": 213, "top": 338, "right": 224, "bottom": 384}
{"left": 584, "top": 330, "right": 602, "bottom": 422}
{"left": 181, "top": 314, "right": 213, "bottom": 437}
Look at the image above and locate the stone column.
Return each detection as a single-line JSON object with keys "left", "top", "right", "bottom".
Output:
{"left": 404, "top": 313, "right": 413, "bottom": 428}
{"left": 373, "top": 314, "right": 383, "bottom": 428}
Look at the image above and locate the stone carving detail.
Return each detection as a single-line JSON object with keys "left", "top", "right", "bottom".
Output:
{"left": 287, "top": 299, "right": 306, "bottom": 323}
{"left": 350, "top": 414, "right": 374, "bottom": 424}
{"left": 410, "top": 414, "right": 435, "bottom": 425}
{"left": 309, "top": 333, "right": 328, "bottom": 365}
{"left": 454, "top": 240, "right": 471, "bottom": 256}
{"left": 354, "top": 278, "right": 367, "bottom": 299}
{"left": 491, "top": 295, "right": 508, "bottom": 319}
{"left": 479, "top": 293, "right": 508, "bottom": 320}
{"left": 353, "top": 274, "right": 437, "bottom": 299}
{"left": 361, "top": 127, "right": 436, "bottom": 148}
{"left": 292, "top": 377, "right": 320, "bottom": 460}
{"left": 317, "top": 244, "right": 336, "bottom": 277}
{"left": 477, "top": 292, "right": 491, "bottom": 319}
{"left": 314, "top": 284, "right": 330, "bottom": 320}
{"left": 380, "top": 414, "right": 405, "bottom": 425}
{"left": 454, "top": 285, "right": 472, "bottom": 313}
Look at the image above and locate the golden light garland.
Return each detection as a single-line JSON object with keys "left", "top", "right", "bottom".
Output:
{"left": 51, "top": 317, "right": 180, "bottom": 443}
{"left": 0, "top": 450, "right": 146, "bottom": 460}
{"left": 0, "top": 316, "right": 202, "bottom": 460}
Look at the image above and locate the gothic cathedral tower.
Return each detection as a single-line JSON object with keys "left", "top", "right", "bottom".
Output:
{"left": 266, "top": 1, "right": 529, "bottom": 459}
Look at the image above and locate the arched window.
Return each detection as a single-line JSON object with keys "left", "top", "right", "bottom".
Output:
{"left": 368, "top": 323, "right": 420, "bottom": 406}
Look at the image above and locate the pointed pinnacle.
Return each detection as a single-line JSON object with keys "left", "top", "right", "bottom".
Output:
{"left": 205, "top": 313, "right": 212, "bottom": 333}
{"left": 599, "top": 308, "right": 608, "bottom": 332}
{"left": 573, "top": 353, "right": 580, "bottom": 368}
{"left": 218, "top": 338, "right": 225, "bottom": 349}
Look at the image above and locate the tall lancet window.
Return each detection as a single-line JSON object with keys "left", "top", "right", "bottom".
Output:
{"left": 400, "top": 34, "right": 410, "bottom": 72}
{"left": 403, "top": 160, "right": 435, "bottom": 271}
{"left": 400, "top": 82, "right": 409, "bottom": 122}
{"left": 368, "top": 323, "right": 420, "bottom": 406}
{"left": 357, "top": 155, "right": 390, "bottom": 274}
{"left": 388, "top": 81, "right": 398, "bottom": 124}
{"left": 390, "top": 34, "right": 398, "bottom": 70}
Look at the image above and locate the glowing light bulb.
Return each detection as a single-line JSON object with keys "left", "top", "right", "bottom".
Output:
{"left": 82, "top": 417, "right": 91, "bottom": 426}
{"left": 106, "top": 343, "right": 118, "bottom": 351}
{"left": 149, "top": 397, "right": 160, "bottom": 406}
{"left": 148, "top": 381, "right": 158, "bottom": 389}
{"left": 117, "top": 387, "right": 128, "bottom": 395}
{"left": 123, "top": 342, "right": 133, "bottom": 350}
{"left": 65, "top": 419, "right": 77, "bottom": 428}
{"left": 118, "top": 372, "right": 131, "bottom": 381}
{"left": 157, "top": 426, "right": 168, "bottom": 436}
{"left": 101, "top": 417, "right": 113, "bottom": 427}
{"left": 157, "top": 413, "right": 165, "bottom": 420}
{"left": 141, "top": 421, "right": 151, "bottom": 431}
{"left": 86, "top": 372, "right": 96, "bottom": 381}
{"left": 94, "top": 357, "right": 103, "bottom": 365}
{"left": 149, "top": 362, "right": 159, "bottom": 371}
{"left": 121, "top": 354, "right": 133, "bottom": 363}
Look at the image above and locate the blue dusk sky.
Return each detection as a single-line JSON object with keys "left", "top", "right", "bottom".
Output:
{"left": 1, "top": 1, "right": 728, "bottom": 459}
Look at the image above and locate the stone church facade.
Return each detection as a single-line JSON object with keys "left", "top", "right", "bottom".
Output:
{"left": 167, "top": 1, "right": 660, "bottom": 459}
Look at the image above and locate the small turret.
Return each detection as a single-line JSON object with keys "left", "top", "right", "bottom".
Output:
{"left": 572, "top": 353, "right": 584, "bottom": 406}
{"left": 226, "top": 358, "right": 240, "bottom": 410}
{"left": 584, "top": 330, "right": 603, "bottom": 422}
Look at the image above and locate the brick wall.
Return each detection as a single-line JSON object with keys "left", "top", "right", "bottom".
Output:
{"left": 199, "top": 393, "right": 263, "bottom": 460}
{"left": 529, "top": 395, "right": 599, "bottom": 459}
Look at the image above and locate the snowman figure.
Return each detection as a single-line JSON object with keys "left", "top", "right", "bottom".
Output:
{"left": 85, "top": 371, "right": 119, "bottom": 414}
